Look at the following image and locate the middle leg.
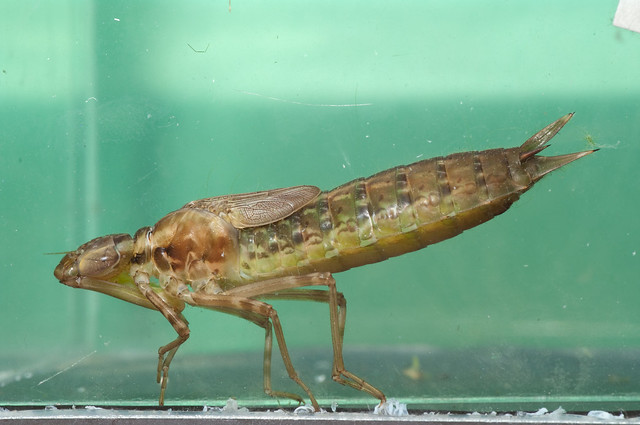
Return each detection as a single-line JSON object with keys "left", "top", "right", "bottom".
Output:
{"left": 184, "top": 291, "right": 319, "bottom": 410}
{"left": 235, "top": 272, "right": 386, "bottom": 406}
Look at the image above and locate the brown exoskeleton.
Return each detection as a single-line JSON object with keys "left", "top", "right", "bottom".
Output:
{"left": 55, "top": 113, "right": 596, "bottom": 410}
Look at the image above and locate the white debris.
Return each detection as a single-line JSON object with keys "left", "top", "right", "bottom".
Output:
{"left": 373, "top": 398, "right": 408, "bottom": 416}
{"left": 587, "top": 410, "right": 625, "bottom": 420}
{"left": 331, "top": 400, "right": 338, "bottom": 412}
{"left": 221, "top": 398, "right": 248, "bottom": 413}
{"left": 294, "top": 405, "right": 316, "bottom": 415}
{"left": 526, "top": 407, "right": 548, "bottom": 416}
{"left": 550, "top": 406, "right": 567, "bottom": 416}
{"left": 516, "top": 407, "right": 568, "bottom": 417}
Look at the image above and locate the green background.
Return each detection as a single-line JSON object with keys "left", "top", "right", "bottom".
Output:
{"left": 1, "top": 0, "right": 639, "bottom": 412}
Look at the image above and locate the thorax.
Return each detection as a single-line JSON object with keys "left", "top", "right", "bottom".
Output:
{"left": 132, "top": 209, "right": 241, "bottom": 294}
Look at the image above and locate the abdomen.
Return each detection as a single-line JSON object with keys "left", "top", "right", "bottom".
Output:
{"left": 238, "top": 147, "right": 533, "bottom": 280}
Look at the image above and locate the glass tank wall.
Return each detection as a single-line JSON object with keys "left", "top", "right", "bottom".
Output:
{"left": 1, "top": 0, "right": 639, "bottom": 414}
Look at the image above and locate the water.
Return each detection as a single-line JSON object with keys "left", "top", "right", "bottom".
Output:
{"left": 1, "top": 0, "right": 639, "bottom": 413}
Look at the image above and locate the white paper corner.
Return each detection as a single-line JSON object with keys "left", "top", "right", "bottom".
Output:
{"left": 613, "top": 0, "right": 640, "bottom": 33}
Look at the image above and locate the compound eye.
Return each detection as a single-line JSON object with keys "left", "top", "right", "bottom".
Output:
{"left": 77, "top": 244, "right": 121, "bottom": 278}
{"left": 75, "top": 234, "right": 133, "bottom": 279}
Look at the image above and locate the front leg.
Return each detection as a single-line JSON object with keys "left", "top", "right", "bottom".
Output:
{"left": 134, "top": 272, "right": 190, "bottom": 406}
